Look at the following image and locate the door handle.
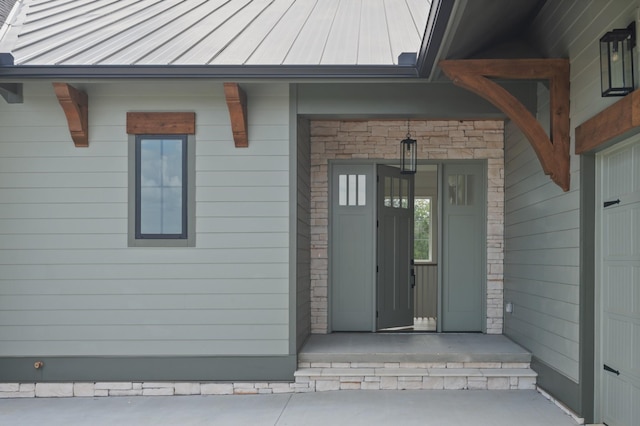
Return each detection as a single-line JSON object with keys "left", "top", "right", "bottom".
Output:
{"left": 604, "top": 364, "right": 620, "bottom": 375}
{"left": 410, "top": 269, "right": 416, "bottom": 289}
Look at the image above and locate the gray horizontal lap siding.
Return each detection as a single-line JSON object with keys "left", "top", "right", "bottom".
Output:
{"left": 504, "top": 88, "right": 581, "bottom": 383}
{"left": 0, "top": 82, "right": 291, "bottom": 372}
{"left": 506, "top": 1, "right": 640, "bottom": 419}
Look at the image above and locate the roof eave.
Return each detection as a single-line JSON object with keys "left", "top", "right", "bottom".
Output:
{"left": 0, "top": 64, "right": 420, "bottom": 80}
{"left": 417, "top": 0, "right": 457, "bottom": 79}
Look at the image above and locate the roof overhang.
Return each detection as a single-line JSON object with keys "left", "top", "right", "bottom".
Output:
{"left": 417, "top": 0, "right": 456, "bottom": 78}
{"left": 0, "top": 0, "right": 454, "bottom": 81}
{"left": 0, "top": 61, "right": 420, "bottom": 80}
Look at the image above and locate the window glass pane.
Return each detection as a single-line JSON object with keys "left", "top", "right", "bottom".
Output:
{"left": 357, "top": 175, "right": 366, "bottom": 206}
{"left": 401, "top": 178, "right": 408, "bottom": 209}
{"left": 339, "top": 174, "right": 347, "bottom": 206}
{"left": 140, "top": 187, "right": 161, "bottom": 234}
{"left": 393, "top": 177, "right": 400, "bottom": 208}
{"left": 457, "top": 174, "right": 466, "bottom": 205}
{"left": 348, "top": 174, "right": 357, "bottom": 206}
{"left": 161, "top": 187, "right": 183, "bottom": 234}
{"left": 384, "top": 177, "right": 392, "bottom": 207}
{"left": 465, "top": 175, "right": 474, "bottom": 205}
{"left": 448, "top": 175, "right": 457, "bottom": 205}
{"left": 414, "top": 197, "right": 432, "bottom": 261}
{"left": 138, "top": 137, "right": 184, "bottom": 236}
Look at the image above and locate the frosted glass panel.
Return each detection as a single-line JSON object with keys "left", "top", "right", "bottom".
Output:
{"left": 339, "top": 174, "right": 366, "bottom": 207}
{"left": 358, "top": 175, "right": 366, "bottom": 206}
{"left": 448, "top": 174, "right": 472, "bottom": 206}
{"left": 348, "top": 175, "right": 357, "bottom": 206}
{"left": 339, "top": 174, "right": 347, "bottom": 206}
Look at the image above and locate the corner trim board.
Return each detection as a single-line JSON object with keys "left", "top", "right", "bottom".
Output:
{"left": 224, "top": 82, "right": 249, "bottom": 148}
{"left": 53, "top": 82, "right": 89, "bottom": 147}
{"left": 0, "top": 355, "right": 297, "bottom": 382}
{"left": 531, "top": 357, "right": 581, "bottom": 416}
{"left": 439, "top": 59, "right": 570, "bottom": 191}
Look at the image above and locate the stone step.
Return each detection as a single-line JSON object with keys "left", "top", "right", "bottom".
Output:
{"left": 293, "top": 364, "right": 537, "bottom": 391}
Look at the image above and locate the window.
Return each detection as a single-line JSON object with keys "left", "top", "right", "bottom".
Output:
{"left": 338, "top": 174, "right": 366, "bottom": 206}
{"left": 414, "top": 197, "right": 432, "bottom": 262}
{"left": 135, "top": 135, "right": 187, "bottom": 239}
{"left": 126, "top": 112, "right": 196, "bottom": 247}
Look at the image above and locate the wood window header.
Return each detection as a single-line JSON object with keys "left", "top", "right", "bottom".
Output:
{"left": 126, "top": 112, "right": 196, "bottom": 135}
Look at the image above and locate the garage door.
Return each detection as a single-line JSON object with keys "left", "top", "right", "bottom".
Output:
{"left": 598, "top": 137, "right": 640, "bottom": 426}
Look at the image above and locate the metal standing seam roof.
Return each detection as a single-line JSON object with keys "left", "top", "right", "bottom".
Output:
{"left": 0, "top": 0, "right": 432, "bottom": 67}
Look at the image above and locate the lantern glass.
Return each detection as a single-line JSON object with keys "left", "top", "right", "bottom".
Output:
{"left": 400, "top": 137, "right": 417, "bottom": 174}
{"left": 600, "top": 23, "right": 635, "bottom": 97}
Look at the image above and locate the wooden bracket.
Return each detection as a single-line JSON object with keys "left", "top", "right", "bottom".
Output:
{"left": 53, "top": 82, "right": 89, "bottom": 147}
{"left": 439, "top": 59, "right": 571, "bottom": 191}
{"left": 224, "top": 82, "right": 248, "bottom": 148}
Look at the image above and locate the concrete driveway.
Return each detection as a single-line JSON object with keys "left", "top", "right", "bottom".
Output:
{"left": 0, "top": 390, "right": 580, "bottom": 425}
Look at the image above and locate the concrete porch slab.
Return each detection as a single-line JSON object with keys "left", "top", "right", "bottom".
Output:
{"left": 299, "top": 333, "right": 532, "bottom": 363}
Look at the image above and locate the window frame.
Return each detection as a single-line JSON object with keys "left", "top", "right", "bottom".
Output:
{"left": 128, "top": 133, "right": 195, "bottom": 247}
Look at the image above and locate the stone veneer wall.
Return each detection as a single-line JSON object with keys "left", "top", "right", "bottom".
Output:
{"left": 310, "top": 120, "right": 505, "bottom": 334}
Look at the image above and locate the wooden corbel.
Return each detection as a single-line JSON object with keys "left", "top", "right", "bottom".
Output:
{"left": 224, "top": 82, "right": 248, "bottom": 148}
{"left": 440, "top": 59, "right": 570, "bottom": 191}
{"left": 53, "top": 82, "right": 88, "bottom": 147}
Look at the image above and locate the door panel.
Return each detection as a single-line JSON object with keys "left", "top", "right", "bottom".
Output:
{"left": 330, "top": 164, "right": 375, "bottom": 331}
{"left": 377, "top": 165, "right": 414, "bottom": 329}
{"left": 599, "top": 139, "right": 640, "bottom": 426}
{"left": 441, "top": 163, "right": 485, "bottom": 332}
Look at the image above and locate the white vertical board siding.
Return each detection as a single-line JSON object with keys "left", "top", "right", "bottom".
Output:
{"left": 505, "top": 0, "right": 639, "bottom": 383}
{"left": 0, "top": 81, "right": 290, "bottom": 356}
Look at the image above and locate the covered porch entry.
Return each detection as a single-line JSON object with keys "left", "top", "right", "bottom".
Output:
{"left": 308, "top": 119, "right": 505, "bottom": 335}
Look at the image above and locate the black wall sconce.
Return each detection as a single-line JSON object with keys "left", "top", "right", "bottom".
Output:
{"left": 400, "top": 121, "right": 417, "bottom": 174}
{"left": 600, "top": 22, "right": 636, "bottom": 97}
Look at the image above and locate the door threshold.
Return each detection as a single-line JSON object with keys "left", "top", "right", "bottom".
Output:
{"left": 377, "top": 317, "right": 437, "bottom": 332}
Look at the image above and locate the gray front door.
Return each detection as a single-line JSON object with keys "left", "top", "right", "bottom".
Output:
{"left": 330, "top": 163, "right": 376, "bottom": 331}
{"left": 441, "top": 163, "right": 486, "bottom": 332}
{"left": 376, "top": 165, "right": 415, "bottom": 329}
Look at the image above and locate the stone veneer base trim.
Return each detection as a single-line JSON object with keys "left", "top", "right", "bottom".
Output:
{"left": 0, "top": 362, "right": 537, "bottom": 397}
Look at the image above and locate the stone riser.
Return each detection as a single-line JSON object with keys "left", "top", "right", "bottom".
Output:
{"left": 295, "top": 373, "right": 537, "bottom": 391}
{"left": 294, "top": 361, "right": 537, "bottom": 391}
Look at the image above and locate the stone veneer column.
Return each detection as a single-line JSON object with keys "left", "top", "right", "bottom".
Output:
{"left": 309, "top": 120, "right": 504, "bottom": 334}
